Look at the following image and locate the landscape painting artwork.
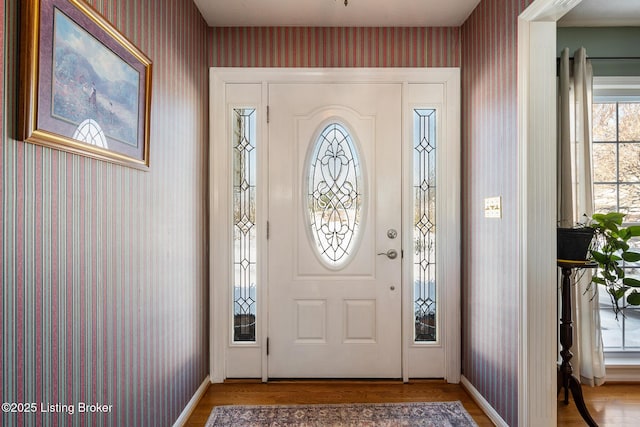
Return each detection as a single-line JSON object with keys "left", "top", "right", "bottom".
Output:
{"left": 19, "top": 0, "right": 152, "bottom": 169}
{"left": 53, "top": 8, "right": 139, "bottom": 148}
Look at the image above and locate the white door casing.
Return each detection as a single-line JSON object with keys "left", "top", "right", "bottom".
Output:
{"left": 517, "top": 1, "right": 583, "bottom": 425}
{"left": 209, "top": 68, "right": 460, "bottom": 383}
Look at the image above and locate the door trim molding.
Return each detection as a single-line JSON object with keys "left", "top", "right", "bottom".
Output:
{"left": 517, "top": 1, "right": 583, "bottom": 425}
{"left": 209, "top": 68, "right": 461, "bottom": 383}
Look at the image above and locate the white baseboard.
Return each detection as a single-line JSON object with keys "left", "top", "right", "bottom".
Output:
{"left": 173, "top": 375, "right": 211, "bottom": 427}
{"left": 605, "top": 365, "right": 640, "bottom": 382}
{"left": 460, "top": 375, "right": 507, "bottom": 427}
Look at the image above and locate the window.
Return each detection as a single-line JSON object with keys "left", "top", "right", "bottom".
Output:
{"left": 232, "top": 108, "right": 257, "bottom": 342}
{"left": 306, "top": 122, "right": 363, "bottom": 268}
{"left": 413, "top": 109, "right": 437, "bottom": 342}
{"left": 592, "top": 79, "right": 640, "bottom": 356}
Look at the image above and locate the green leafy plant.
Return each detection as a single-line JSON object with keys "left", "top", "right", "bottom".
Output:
{"left": 589, "top": 212, "right": 640, "bottom": 318}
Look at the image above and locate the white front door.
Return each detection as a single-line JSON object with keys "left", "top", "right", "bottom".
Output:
{"left": 210, "top": 69, "right": 461, "bottom": 383}
{"left": 268, "top": 83, "right": 402, "bottom": 378}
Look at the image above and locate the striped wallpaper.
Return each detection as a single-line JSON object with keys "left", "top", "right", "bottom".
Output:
{"left": 209, "top": 27, "right": 461, "bottom": 67}
{"left": 460, "top": 1, "right": 532, "bottom": 426}
{"left": 1, "top": 0, "right": 545, "bottom": 424}
{"left": 206, "top": 15, "right": 549, "bottom": 424}
{"left": 1, "top": 0, "right": 5, "bottom": 417}
{"left": 2, "top": 0, "right": 209, "bottom": 426}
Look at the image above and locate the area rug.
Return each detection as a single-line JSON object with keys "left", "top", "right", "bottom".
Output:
{"left": 205, "top": 401, "right": 478, "bottom": 426}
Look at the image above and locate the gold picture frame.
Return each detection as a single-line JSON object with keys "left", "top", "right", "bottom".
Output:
{"left": 19, "top": 0, "right": 152, "bottom": 170}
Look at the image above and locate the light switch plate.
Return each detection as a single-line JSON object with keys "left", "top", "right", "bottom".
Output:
{"left": 484, "top": 196, "right": 502, "bottom": 218}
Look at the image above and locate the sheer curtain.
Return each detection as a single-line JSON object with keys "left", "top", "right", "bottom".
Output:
{"left": 557, "top": 47, "right": 606, "bottom": 386}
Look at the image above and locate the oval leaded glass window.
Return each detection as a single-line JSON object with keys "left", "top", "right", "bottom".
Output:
{"left": 307, "top": 122, "right": 363, "bottom": 268}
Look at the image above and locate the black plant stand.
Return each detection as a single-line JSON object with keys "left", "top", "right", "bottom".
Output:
{"left": 557, "top": 260, "right": 599, "bottom": 427}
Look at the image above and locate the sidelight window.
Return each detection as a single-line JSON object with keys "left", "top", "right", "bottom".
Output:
{"left": 232, "top": 108, "right": 257, "bottom": 342}
{"left": 413, "top": 109, "right": 437, "bottom": 342}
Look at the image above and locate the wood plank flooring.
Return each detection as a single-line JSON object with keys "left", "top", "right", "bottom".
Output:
{"left": 557, "top": 382, "right": 640, "bottom": 426}
{"left": 185, "top": 380, "right": 640, "bottom": 426}
{"left": 184, "top": 380, "right": 494, "bottom": 426}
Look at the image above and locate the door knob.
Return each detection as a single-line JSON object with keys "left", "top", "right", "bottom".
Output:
{"left": 377, "top": 249, "right": 398, "bottom": 259}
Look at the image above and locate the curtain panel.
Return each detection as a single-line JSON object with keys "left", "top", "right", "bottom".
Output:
{"left": 557, "top": 47, "right": 606, "bottom": 387}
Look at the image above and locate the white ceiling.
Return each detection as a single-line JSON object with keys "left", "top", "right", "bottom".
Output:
{"left": 559, "top": 0, "right": 640, "bottom": 27}
{"left": 193, "top": 0, "right": 482, "bottom": 27}
{"left": 194, "top": 0, "right": 640, "bottom": 28}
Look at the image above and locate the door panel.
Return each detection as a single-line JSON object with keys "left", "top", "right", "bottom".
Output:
{"left": 268, "top": 83, "right": 402, "bottom": 378}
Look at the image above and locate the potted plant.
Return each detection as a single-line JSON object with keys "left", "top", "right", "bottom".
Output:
{"left": 588, "top": 212, "right": 640, "bottom": 318}
{"left": 557, "top": 224, "right": 595, "bottom": 262}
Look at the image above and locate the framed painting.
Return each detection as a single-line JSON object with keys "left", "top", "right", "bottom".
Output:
{"left": 19, "top": 0, "right": 152, "bottom": 170}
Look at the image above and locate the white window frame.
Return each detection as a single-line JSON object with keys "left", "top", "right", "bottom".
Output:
{"left": 592, "top": 76, "right": 640, "bottom": 367}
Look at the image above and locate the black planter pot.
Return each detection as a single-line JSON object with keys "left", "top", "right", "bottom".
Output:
{"left": 557, "top": 227, "right": 595, "bottom": 261}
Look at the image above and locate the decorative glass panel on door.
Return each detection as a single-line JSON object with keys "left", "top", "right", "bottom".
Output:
{"left": 413, "top": 109, "right": 437, "bottom": 342}
{"left": 233, "top": 108, "right": 257, "bottom": 342}
{"left": 306, "top": 122, "right": 363, "bottom": 268}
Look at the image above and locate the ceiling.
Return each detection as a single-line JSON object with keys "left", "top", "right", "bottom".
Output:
{"left": 193, "top": 0, "right": 482, "bottom": 27}
{"left": 559, "top": 0, "right": 640, "bottom": 26}
{"left": 194, "top": 0, "right": 640, "bottom": 28}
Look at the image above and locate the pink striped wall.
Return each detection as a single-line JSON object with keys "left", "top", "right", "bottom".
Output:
{"left": 2, "top": 0, "right": 542, "bottom": 423}
{"left": 207, "top": 16, "right": 552, "bottom": 423}
{"left": 2, "top": 0, "right": 209, "bottom": 425}
{"left": 460, "top": 1, "right": 532, "bottom": 426}
{"left": 0, "top": 0, "right": 4, "bottom": 412}
{"left": 209, "top": 27, "right": 460, "bottom": 67}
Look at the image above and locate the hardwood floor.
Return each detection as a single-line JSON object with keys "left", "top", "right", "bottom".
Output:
{"left": 557, "top": 382, "right": 640, "bottom": 426}
{"left": 185, "top": 380, "right": 640, "bottom": 426}
{"left": 184, "top": 379, "right": 494, "bottom": 426}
